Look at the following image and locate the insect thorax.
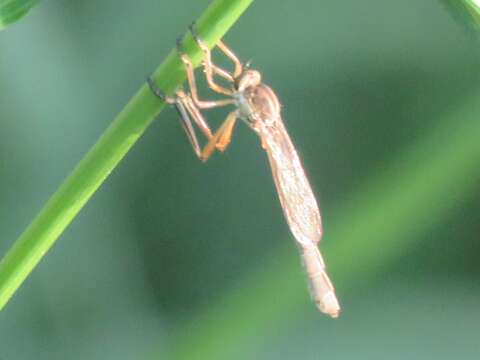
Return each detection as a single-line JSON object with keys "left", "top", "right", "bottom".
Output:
{"left": 236, "top": 84, "right": 281, "bottom": 128}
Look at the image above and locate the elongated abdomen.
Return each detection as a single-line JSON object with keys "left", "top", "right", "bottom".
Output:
{"left": 258, "top": 117, "right": 340, "bottom": 317}
{"left": 300, "top": 243, "right": 340, "bottom": 317}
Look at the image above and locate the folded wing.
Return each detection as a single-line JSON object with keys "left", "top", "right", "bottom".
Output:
{"left": 259, "top": 117, "right": 323, "bottom": 247}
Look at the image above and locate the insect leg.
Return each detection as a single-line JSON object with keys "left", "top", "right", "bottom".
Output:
{"left": 176, "top": 38, "right": 235, "bottom": 107}
{"left": 200, "top": 110, "right": 239, "bottom": 162}
{"left": 172, "top": 96, "right": 202, "bottom": 158}
{"left": 184, "top": 27, "right": 234, "bottom": 97}
{"left": 188, "top": 23, "right": 240, "bottom": 81}
{"left": 178, "top": 91, "right": 213, "bottom": 139}
{"left": 146, "top": 76, "right": 176, "bottom": 105}
{"left": 215, "top": 40, "right": 243, "bottom": 78}
{"left": 148, "top": 77, "right": 209, "bottom": 159}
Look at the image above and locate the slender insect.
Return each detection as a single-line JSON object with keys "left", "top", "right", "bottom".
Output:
{"left": 148, "top": 25, "right": 340, "bottom": 318}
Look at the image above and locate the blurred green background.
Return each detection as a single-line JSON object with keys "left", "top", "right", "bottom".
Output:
{"left": 1, "top": 0, "right": 480, "bottom": 359}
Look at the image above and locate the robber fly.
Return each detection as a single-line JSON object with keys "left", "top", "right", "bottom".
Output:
{"left": 147, "top": 24, "right": 340, "bottom": 318}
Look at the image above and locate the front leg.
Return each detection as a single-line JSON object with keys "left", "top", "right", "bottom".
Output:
{"left": 184, "top": 26, "right": 234, "bottom": 97}
{"left": 189, "top": 23, "right": 242, "bottom": 80}
{"left": 176, "top": 38, "right": 234, "bottom": 108}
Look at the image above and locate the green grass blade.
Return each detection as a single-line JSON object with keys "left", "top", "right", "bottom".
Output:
{"left": 0, "top": 0, "right": 39, "bottom": 30}
{"left": 0, "top": 0, "right": 254, "bottom": 311}
{"left": 440, "top": 0, "right": 480, "bottom": 33}
{"left": 158, "top": 90, "right": 480, "bottom": 360}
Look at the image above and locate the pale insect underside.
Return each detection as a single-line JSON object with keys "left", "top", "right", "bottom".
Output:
{"left": 256, "top": 114, "right": 340, "bottom": 318}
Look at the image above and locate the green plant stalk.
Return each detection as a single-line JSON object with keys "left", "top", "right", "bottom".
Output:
{"left": 440, "top": 0, "right": 480, "bottom": 31}
{"left": 159, "top": 90, "right": 480, "bottom": 360}
{"left": 0, "top": 0, "right": 39, "bottom": 30}
{"left": 0, "top": 0, "right": 254, "bottom": 310}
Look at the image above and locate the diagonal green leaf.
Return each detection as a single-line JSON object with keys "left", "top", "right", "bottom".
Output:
{"left": 0, "top": 0, "right": 39, "bottom": 30}
{"left": 0, "top": 0, "right": 254, "bottom": 311}
{"left": 440, "top": 0, "right": 480, "bottom": 33}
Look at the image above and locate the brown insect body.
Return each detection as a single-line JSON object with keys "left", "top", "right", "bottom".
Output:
{"left": 232, "top": 70, "right": 339, "bottom": 317}
{"left": 149, "top": 30, "right": 340, "bottom": 317}
{"left": 234, "top": 70, "right": 323, "bottom": 246}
